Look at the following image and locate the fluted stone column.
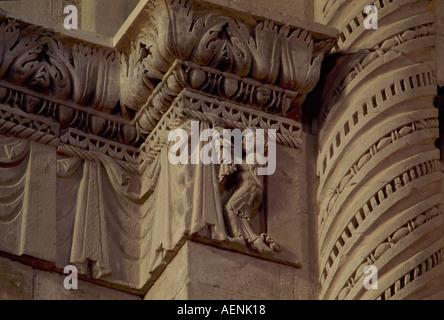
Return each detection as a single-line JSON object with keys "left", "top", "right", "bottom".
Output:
{"left": 314, "top": 0, "right": 444, "bottom": 300}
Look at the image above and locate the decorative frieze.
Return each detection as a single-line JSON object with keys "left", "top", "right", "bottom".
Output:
{"left": 0, "top": 104, "right": 59, "bottom": 146}
{"left": 59, "top": 128, "right": 139, "bottom": 165}
{"left": 139, "top": 89, "right": 303, "bottom": 170}
{"left": 135, "top": 60, "right": 306, "bottom": 135}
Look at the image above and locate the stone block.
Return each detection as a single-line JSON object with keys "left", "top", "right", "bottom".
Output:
{"left": 144, "top": 241, "right": 189, "bottom": 301}
{"left": 145, "top": 241, "right": 314, "bottom": 300}
{"left": 34, "top": 269, "right": 140, "bottom": 300}
{"left": 22, "top": 142, "right": 57, "bottom": 262}
{"left": 266, "top": 135, "right": 319, "bottom": 296}
{"left": 0, "top": 256, "right": 34, "bottom": 300}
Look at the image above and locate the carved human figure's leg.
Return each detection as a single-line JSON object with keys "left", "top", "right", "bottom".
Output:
{"left": 223, "top": 169, "right": 280, "bottom": 255}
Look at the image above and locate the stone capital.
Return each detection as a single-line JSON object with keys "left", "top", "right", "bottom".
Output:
{"left": 120, "top": 0, "right": 337, "bottom": 133}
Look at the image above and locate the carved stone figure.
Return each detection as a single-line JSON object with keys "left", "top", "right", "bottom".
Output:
{"left": 221, "top": 162, "right": 280, "bottom": 255}
{"left": 217, "top": 131, "right": 280, "bottom": 255}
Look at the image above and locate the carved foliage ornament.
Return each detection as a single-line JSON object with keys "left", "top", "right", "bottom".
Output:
{"left": 121, "top": 0, "right": 335, "bottom": 112}
{"left": 0, "top": 19, "right": 141, "bottom": 146}
{"left": 0, "top": 20, "right": 122, "bottom": 115}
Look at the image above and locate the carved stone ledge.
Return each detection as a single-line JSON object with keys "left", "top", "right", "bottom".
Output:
{"left": 0, "top": 103, "right": 59, "bottom": 146}
{"left": 134, "top": 60, "right": 306, "bottom": 135}
{"left": 0, "top": 79, "right": 138, "bottom": 145}
{"left": 59, "top": 128, "right": 140, "bottom": 165}
{"left": 0, "top": 91, "right": 140, "bottom": 174}
{"left": 139, "top": 88, "right": 303, "bottom": 170}
{"left": 120, "top": 0, "right": 337, "bottom": 116}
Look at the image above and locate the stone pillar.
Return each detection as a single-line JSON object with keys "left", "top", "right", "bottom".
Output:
{"left": 314, "top": 0, "right": 444, "bottom": 300}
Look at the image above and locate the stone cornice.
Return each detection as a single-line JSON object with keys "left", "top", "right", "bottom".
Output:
{"left": 120, "top": 0, "right": 337, "bottom": 114}
{"left": 134, "top": 60, "right": 305, "bottom": 134}
{"left": 139, "top": 88, "right": 304, "bottom": 171}
{"left": 0, "top": 0, "right": 337, "bottom": 165}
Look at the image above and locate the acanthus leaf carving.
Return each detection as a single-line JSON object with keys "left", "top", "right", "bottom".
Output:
{"left": 121, "top": 0, "right": 335, "bottom": 113}
{"left": 0, "top": 18, "right": 125, "bottom": 120}
{"left": 248, "top": 21, "right": 281, "bottom": 85}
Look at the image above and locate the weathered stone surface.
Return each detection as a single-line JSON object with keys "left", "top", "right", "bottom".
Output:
{"left": 268, "top": 137, "right": 317, "bottom": 269}
{"left": 22, "top": 142, "right": 57, "bottom": 262}
{"left": 0, "top": 0, "right": 139, "bottom": 37}
{"left": 34, "top": 270, "right": 141, "bottom": 300}
{"left": 0, "top": 256, "right": 34, "bottom": 300}
{"left": 203, "top": 0, "right": 314, "bottom": 22}
{"left": 0, "top": 138, "right": 57, "bottom": 262}
{"left": 145, "top": 241, "right": 313, "bottom": 300}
